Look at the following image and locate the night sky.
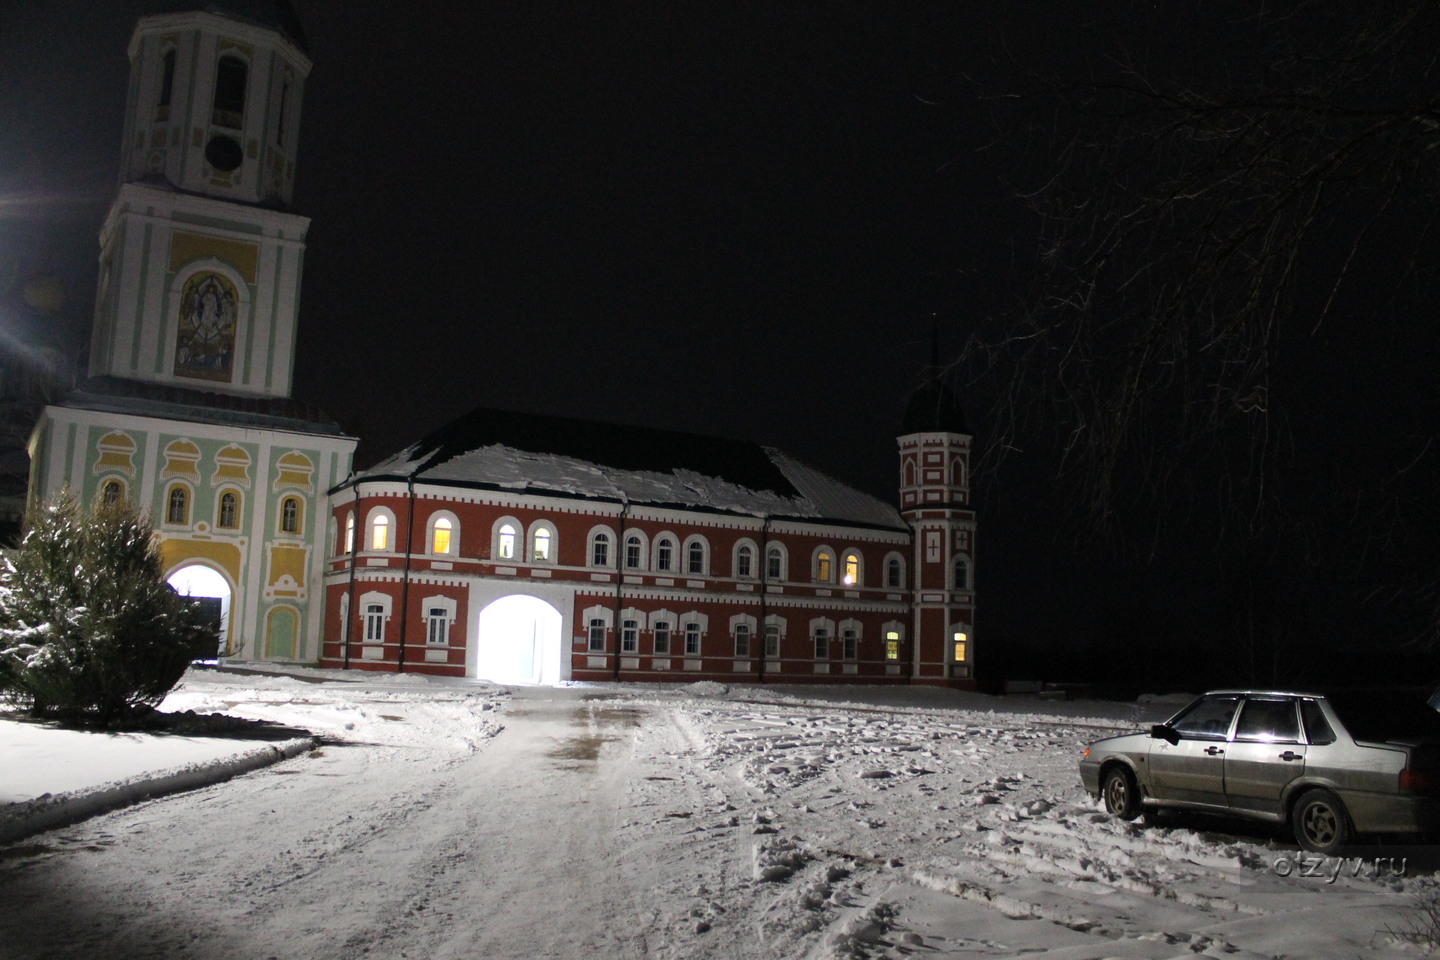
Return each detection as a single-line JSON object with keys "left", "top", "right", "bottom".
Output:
{"left": 3, "top": 2, "right": 1436, "bottom": 689}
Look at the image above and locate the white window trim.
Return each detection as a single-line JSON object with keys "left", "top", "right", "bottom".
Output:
{"left": 839, "top": 548, "right": 863, "bottom": 587}
{"left": 622, "top": 530, "right": 649, "bottom": 571}
{"left": 527, "top": 519, "right": 558, "bottom": 564}
{"left": 732, "top": 538, "right": 759, "bottom": 579}
{"left": 359, "top": 590, "right": 393, "bottom": 642}
{"left": 367, "top": 506, "right": 397, "bottom": 552}
{"left": 811, "top": 544, "right": 837, "bottom": 584}
{"left": 884, "top": 551, "right": 906, "bottom": 589}
{"left": 422, "top": 594, "right": 457, "bottom": 645}
{"left": 587, "top": 524, "right": 618, "bottom": 569}
{"left": 491, "top": 515, "right": 522, "bottom": 561}
{"left": 652, "top": 531, "right": 679, "bottom": 573}
{"left": 765, "top": 543, "right": 788, "bottom": 582}
{"left": 683, "top": 535, "right": 710, "bottom": 576}
{"left": 427, "top": 509, "right": 460, "bottom": 556}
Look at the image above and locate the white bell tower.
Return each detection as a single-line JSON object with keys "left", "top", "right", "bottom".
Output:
{"left": 88, "top": 4, "right": 312, "bottom": 398}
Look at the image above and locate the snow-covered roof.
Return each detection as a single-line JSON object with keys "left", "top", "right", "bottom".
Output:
{"left": 351, "top": 407, "right": 907, "bottom": 531}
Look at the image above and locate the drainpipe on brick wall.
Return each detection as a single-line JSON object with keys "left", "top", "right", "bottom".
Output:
{"left": 756, "top": 515, "right": 770, "bottom": 684}
{"left": 342, "top": 482, "right": 362, "bottom": 670}
{"left": 611, "top": 500, "right": 629, "bottom": 682}
{"left": 396, "top": 476, "right": 416, "bottom": 673}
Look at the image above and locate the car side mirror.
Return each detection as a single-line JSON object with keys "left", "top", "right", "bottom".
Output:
{"left": 1151, "top": 724, "right": 1180, "bottom": 745}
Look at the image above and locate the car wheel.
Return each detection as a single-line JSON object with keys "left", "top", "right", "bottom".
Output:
{"left": 1102, "top": 766, "right": 1141, "bottom": 820}
{"left": 1292, "top": 789, "right": 1351, "bottom": 855}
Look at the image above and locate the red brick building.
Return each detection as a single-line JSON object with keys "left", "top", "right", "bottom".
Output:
{"left": 321, "top": 393, "right": 976, "bottom": 686}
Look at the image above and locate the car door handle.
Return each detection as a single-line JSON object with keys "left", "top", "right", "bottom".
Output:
{"left": 1204, "top": 746, "right": 1225, "bottom": 755}
{"left": 1279, "top": 751, "right": 1302, "bottom": 761}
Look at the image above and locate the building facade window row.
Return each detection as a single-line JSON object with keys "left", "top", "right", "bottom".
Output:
{"left": 145, "top": 479, "right": 305, "bottom": 534}
{"left": 338, "top": 507, "right": 908, "bottom": 587}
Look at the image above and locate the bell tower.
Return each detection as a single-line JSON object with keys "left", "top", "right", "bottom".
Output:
{"left": 29, "top": 1, "right": 356, "bottom": 666}
{"left": 88, "top": 3, "right": 312, "bottom": 398}
{"left": 898, "top": 376, "right": 977, "bottom": 687}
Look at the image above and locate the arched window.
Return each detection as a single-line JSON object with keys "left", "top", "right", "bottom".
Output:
{"left": 218, "top": 491, "right": 239, "bottom": 529}
{"left": 280, "top": 496, "right": 301, "bottom": 534}
{"left": 588, "top": 618, "right": 606, "bottom": 651}
{"left": 497, "top": 522, "right": 517, "bottom": 560}
{"left": 625, "top": 536, "right": 643, "bottom": 570}
{"left": 431, "top": 516, "right": 453, "bottom": 555}
{"left": 213, "top": 55, "right": 248, "bottom": 128}
{"left": 841, "top": 550, "right": 861, "bottom": 587}
{"left": 813, "top": 626, "right": 830, "bottom": 658}
{"left": 100, "top": 479, "right": 124, "bottom": 507}
{"left": 685, "top": 537, "right": 708, "bottom": 575}
{"left": 365, "top": 604, "right": 386, "bottom": 642}
{"left": 343, "top": 512, "right": 355, "bottom": 553}
{"left": 815, "top": 551, "right": 833, "bottom": 583}
{"left": 591, "top": 531, "right": 611, "bottom": 567}
{"left": 886, "top": 556, "right": 904, "bottom": 589}
{"left": 766, "top": 545, "right": 785, "bottom": 581}
{"left": 166, "top": 485, "right": 190, "bottom": 525}
{"left": 953, "top": 556, "right": 969, "bottom": 590}
{"left": 734, "top": 540, "right": 757, "bottom": 579}
{"left": 621, "top": 619, "right": 639, "bottom": 653}
{"left": 532, "top": 526, "right": 554, "bottom": 562}
{"left": 656, "top": 537, "right": 675, "bottom": 572}
{"left": 371, "top": 514, "right": 390, "bottom": 551}
{"left": 653, "top": 620, "right": 672, "bottom": 654}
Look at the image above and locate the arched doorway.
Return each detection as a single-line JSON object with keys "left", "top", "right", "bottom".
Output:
{"left": 167, "top": 564, "right": 232, "bottom": 657}
{"left": 475, "top": 595, "right": 563, "bottom": 685}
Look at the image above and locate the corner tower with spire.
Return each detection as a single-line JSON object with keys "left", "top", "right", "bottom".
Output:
{"left": 897, "top": 368, "right": 977, "bottom": 687}
{"left": 27, "top": 1, "right": 355, "bottom": 662}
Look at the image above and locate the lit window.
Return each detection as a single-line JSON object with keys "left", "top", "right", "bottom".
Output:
{"left": 766, "top": 547, "right": 783, "bottom": 580}
{"left": 213, "top": 55, "right": 247, "bottom": 128}
{"left": 281, "top": 496, "right": 301, "bottom": 534}
{"left": 734, "top": 624, "right": 751, "bottom": 657}
{"left": 687, "top": 540, "right": 705, "bottom": 574}
{"left": 365, "top": 604, "right": 385, "bottom": 642}
{"left": 622, "top": 619, "right": 638, "bottom": 653}
{"left": 101, "top": 480, "right": 124, "bottom": 507}
{"left": 218, "top": 491, "right": 239, "bottom": 529}
{"left": 653, "top": 622, "right": 671, "bottom": 654}
{"left": 625, "top": 536, "right": 642, "bottom": 569}
{"left": 886, "top": 558, "right": 903, "bottom": 589}
{"left": 592, "top": 532, "right": 611, "bottom": 567}
{"left": 588, "top": 618, "right": 606, "bottom": 652}
{"left": 842, "top": 552, "right": 860, "bottom": 587}
{"left": 813, "top": 627, "right": 829, "bottom": 659}
{"left": 885, "top": 630, "right": 900, "bottom": 661}
{"left": 843, "top": 629, "right": 857, "bottom": 659}
{"left": 684, "top": 623, "right": 701, "bottom": 656}
{"left": 953, "top": 631, "right": 968, "bottom": 663}
{"left": 953, "top": 557, "right": 969, "bottom": 590}
{"left": 344, "top": 513, "right": 355, "bottom": 553}
{"left": 764, "top": 624, "right": 780, "bottom": 658}
{"left": 533, "top": 528, "right": 552, "bottom": 562}
{"left": 167, "top": 486, "right": 189, "bottom": 524}
{"left": 736, "top": 544, "right": 754, "bottom": 578}
{"left": 657, "top": 538, "right": 674, "bottom": 571}
{"left": 427, "top": 607, "right": 449, "bottom": 645}
{"left": 371, "top": 514, "right": 389, "bottom": 551}
{"left": 816, "top": 552, "right": 832, "bottom": 583}
{"left": 432, "top": 517, "right": 452, "bottom": 555}
{"left": 498, "top": 523, "right": 516, "bottom": 559}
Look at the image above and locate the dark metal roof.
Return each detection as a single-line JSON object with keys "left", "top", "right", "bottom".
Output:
{"left": 59, "top": 376, "right": 349, "bottom": 437}
{"left": 351, "top": 406, "right": 907, "bottom": 530}
{"left": 900, "top": 379, "right": 969, "bottom": 435}
{"left": 153, "top": 0, "right": 309, "bottom": 52}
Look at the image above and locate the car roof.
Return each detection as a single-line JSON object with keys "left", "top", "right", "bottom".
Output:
{"left": 1201, "top": 689, "right": 1327, "bottom": 698}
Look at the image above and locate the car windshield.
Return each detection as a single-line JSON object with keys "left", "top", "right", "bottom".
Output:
{"left": 1325, "top": 691, "right": 1440, "bottom": 743}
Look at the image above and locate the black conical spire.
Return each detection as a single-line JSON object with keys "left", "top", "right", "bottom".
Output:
{"left": 900, "top": 313, "right": 968, "bottom": 435}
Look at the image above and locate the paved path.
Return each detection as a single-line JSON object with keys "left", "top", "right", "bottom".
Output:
{"left": 0, "top": 688, "right": 689, "bottom": 960}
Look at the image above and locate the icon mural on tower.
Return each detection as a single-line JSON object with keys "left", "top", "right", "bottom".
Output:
{"left": 174, "top": 272, "right": 238, "bottom": 382}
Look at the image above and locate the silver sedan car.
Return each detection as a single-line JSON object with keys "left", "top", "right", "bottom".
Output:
{"left": 1079, "top": 689, "right": 1440, "bottom": 854}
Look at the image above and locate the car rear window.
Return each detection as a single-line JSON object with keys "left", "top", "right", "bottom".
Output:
{"left": 1324, "top": 692, "right": 1440, "bottom": 743}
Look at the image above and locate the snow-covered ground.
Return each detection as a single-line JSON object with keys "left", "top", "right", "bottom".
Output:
{"left": 1, "top": 669, "right": 1436, "bottom": 959}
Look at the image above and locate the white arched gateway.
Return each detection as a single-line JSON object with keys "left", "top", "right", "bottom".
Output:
{"left": 473, "top": 595, "right": 563, "bottom": 685}
{"left": 166, "top": 563, "right": 232, "bottom": 657}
